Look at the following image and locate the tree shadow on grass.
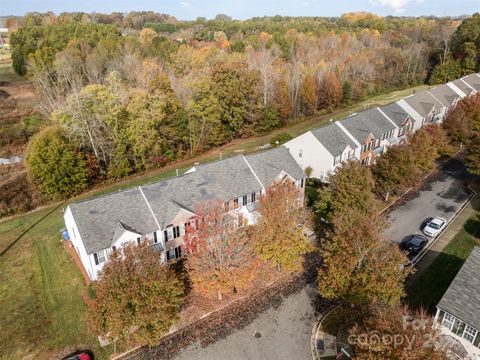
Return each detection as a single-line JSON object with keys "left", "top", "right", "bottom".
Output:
{"left": 464, "top": 215, "right": 480, "bottom": 239}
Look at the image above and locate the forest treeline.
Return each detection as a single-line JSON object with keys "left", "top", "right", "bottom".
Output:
{"left": 4, "top": 11, "right": 480, "bottom": 200}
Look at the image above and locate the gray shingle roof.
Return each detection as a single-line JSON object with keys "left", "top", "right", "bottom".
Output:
{"left": 429, "top": 84, "right": 461, "bottom": 107}
{"left": 69, "top": 188, "right": 158, "bottom": 254}
{"left": 69, "top": 149, "right": 305, "bottom": 252}
{"left": 311, "top": 123, "right": 357, "bottom": 157}
{"left": 141, "top": 155, "right": 264, "bottom": 228}
{"left": 452, "top": 79, "right": 474, "bottom": 96}
{"left": 339, "top": 107, "right": 396, "bottom": 143}
{"left": 403, "top": 90, "right": 445, "bottom": 118}
{"left": 380, "top": 103, "right": 410, "bottom": 128}
{"left": 437, "top": 247, "right": 480, "bottom": 331}
{"left": 245, "top": 146, "right": 306, "bottom": 187}
{"left": 463, "top": 73, "right": 480, "bottom": 91}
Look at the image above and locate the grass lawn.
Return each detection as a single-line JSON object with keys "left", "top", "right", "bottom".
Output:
{"left": 0, "top": 82, "right": 427, "bottom": 359}
{"left": 0, "top": 205, "right": 112, "bottom": 359}
{"left": 406, "top": 213, "right": 480, "bottom": 312}
{"left": 0, "top": 58, "right": 24, "bottom": 83}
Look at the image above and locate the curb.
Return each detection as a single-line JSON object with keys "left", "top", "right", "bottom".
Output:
{"left": 310, "top": 304, "right": 340, "bottom": 360}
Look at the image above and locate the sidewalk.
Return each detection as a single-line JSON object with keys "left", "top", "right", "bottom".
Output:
{"left": 408, "top": 194, "right": 480, "bottom": 285}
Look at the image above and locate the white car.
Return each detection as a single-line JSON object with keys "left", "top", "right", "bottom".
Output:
{"left": 422, "top": 217, "right": 447, "bottom": 237}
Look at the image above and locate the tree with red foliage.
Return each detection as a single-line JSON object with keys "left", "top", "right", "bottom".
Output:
{"left": 183, "top": 199, "right": 259, "bottom": 301}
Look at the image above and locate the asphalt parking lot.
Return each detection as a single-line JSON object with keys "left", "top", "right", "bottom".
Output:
{"left": 383, "top": 158, "right": 471, "bottom": 245}
{"left": 173, "top": 286, "right": 318, "bottom": 360}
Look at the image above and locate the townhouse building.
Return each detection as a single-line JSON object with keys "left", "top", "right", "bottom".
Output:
{"left": 435, "top": 247, "right": 480, "bottom": 359}
{"left": 400, "top": 90, "right": 446, "bottom": 130}
{"left": 64, "top": 147, "right": 306, "bottom": 280}
{"left": 283, "top": 121, "right": 360, "bottom": 182}
{"left": 338, "top": 107, "right": 399, "bottom": 166}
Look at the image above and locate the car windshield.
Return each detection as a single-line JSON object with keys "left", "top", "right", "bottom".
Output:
{"left": 409, "top": 237, "right": 424, "bottom": 246}
{"left": 428, "top": 220, "right": 443, "bottom": 230}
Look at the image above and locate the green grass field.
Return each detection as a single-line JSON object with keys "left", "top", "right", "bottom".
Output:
{"left": 406, "top": 212, "right": 480, "bottom": 312}
{"left": 0, "top": 205, "right": 112, "bottom": 359}
{"left": 0, "top": 82, "right": 428, "bottom": 359}
{"left": 0, "top": 58, "right": 24, "bottom": 83}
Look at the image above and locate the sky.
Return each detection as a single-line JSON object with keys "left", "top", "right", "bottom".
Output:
{"left": 1, "top": 0, "right": 479, "bottom": 19}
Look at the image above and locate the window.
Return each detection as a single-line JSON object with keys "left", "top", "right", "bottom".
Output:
{"left": 153, "top": 231, "right": 158, "bottom": 243}
{"left": 112, "top": 245, "right": 116, "bottom": 252}
{"left": 233, "top": 198, "right": 239, "bottom": 209}
{"left": 442, "top": 313, "right": 454, "bottom": 330}
{"left": 173, "top": 225, "right": 180, "bottom": 239}
{"left": 361, "top": 144, "right": 367, "bottom": 153}
{"left": 299, "top": 149, "right": 303, "bottom": 158}
{"left": 452, "top": 319, "right": 466, "bottom": 336}
{"left": 463, "top": 325, "right": 477, "bottom": 343}
{"left": 243, "top": 195, "right": 248, "bottom": 206}
{"left": 93, "top": 250, "right": 106, "bottom": 266}
{"left": 224, "top": 201, "right": 230, "bottom": 212}
{"left": 251, "top": 192, "right": 256, "bottom": 202}
{"left": 474, "top": 331, "right": 480, "bottom": 348}
{"left": 136, "top": 237, "right": 141, "bottom": 245}
{"left": 167, "top": 246, "right": 182, "bottom": 261}
{"left": 164, "top": 229, "right": 169, "bottom": 242}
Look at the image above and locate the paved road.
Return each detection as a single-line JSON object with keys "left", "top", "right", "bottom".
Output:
{"left": 383, "top": 158, "right": 470, "bottom": 244}
{"left": 170, "top": 158, "right": 471, "bottom": 360}
{"left": 173, "top": 286, "right": 318, "bottom": 360}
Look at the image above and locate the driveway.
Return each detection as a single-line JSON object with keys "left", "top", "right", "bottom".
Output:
{"left": 383, "top": 158, "right": 470, "bottom": 244}
{"left": 173, "top": 286, "right": 318, "bottom": 360}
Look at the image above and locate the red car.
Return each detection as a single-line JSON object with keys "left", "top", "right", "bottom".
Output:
{"left": 64, "top": 353, "right": 92, "bottom": 360}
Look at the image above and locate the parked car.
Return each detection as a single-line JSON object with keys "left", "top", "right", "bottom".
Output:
{"left": 422, "top": 217, "right": 447, "bottom": 237}
{"left": 400, "top": 234, "right": 429, "bottom": 257}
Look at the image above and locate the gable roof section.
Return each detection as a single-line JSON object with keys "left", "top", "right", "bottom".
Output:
{"left": 437, "top": 247, "right": 480, "bottom": 331}
{"left": 339, "top": 107, "right": 396, "bottom": 143}
{"left": 429, "top": 84, "right": 460, "bottom": 107}
{"left": 245, "top": 146, "right": 305, "bottom": 188}
{"left": 451, "top": 79, "right": 474, "bottom": 96}
{"left": 69, "top": 188, "right": 158, "bottom": 254}
{"left": 379, "top": 102, "right": 410, "bottom": 128}
{"left": 141, "top": 155, "right": 263, "bottom": 228}
{"left": 310, "top": 122, "right": 358, "bottom": 157}
{"left": 403, "top": 90, "right": 445, "bottom": 118}
{"left": 462, "top": 73, "right": 480, "bottom": 91}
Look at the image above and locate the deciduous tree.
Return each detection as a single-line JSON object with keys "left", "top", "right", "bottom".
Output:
{"left": 373, "top": 144, "right": 421, "bottom": 197}
{"left": 252, "top": 181, "right": 314, "bottom": 272}
{"left": 183, "top": 200, "right": 260, "bottom": 301}
{"left": 87, "top": 242, "right": 185, "bottom": 346}
{"left": 349, "top": 304, "right": 448, "bottom": 359}
{"left": 318, "top": 208, "right": 411, "bottom": 306}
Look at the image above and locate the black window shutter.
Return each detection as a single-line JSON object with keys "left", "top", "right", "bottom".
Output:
{"left": 93, "top": 253, "right": 99, "bottom": 265}
{"left": 154, "top": 231, "right": 158, "bottom": 243}
{"left": 164, "top": 230, "right": 168, "bottom": 242}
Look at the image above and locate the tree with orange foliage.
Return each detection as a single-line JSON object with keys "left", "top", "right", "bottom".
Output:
{"left": 252, "top": 181, "right": 314, "bottom": 272}
{"left": 349, "top": 304, "right": 448, "bottom": 360}
{"left": 318, "top": 72, "right": 343, "bottom": 111}
{"left": 275, "top": 78, "right": 293, "bottom": 121}
{"left": 183, "top": 200, "right": 260, "bottom": 301}
{"left": 300, "top": 73, "right": 318, "bottom": 116}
